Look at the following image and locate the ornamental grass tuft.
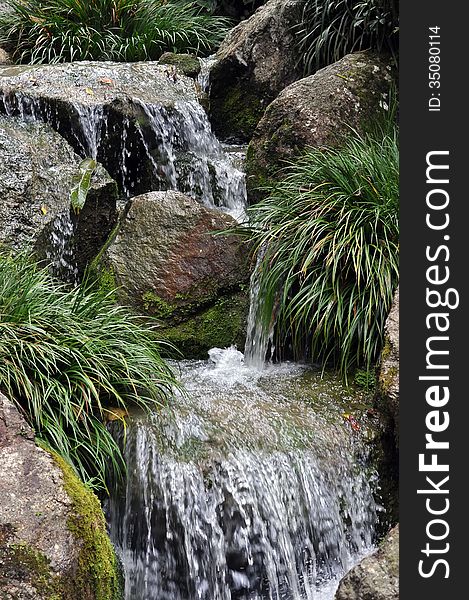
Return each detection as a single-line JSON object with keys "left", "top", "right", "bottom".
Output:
{"left": 0, "top": 251, "right": 178, "bottom": 490}
{"left": 243, "top": 115, "right": 399, "bottom": 376}
{"left": 0, "top": 0, "right": 229, "bottom": 64}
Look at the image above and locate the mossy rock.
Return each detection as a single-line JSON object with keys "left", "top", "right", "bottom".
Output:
{"left": 159, "top": 53, "right": 201, "bottom": 78}
{"left": 246, "top": 51, "right": 395, "bottom": 203}
{"left": 160, "top": 291, "right": 249, "bottom": 359}
{"left": 209, "top": 74, "right": 266, "bottom": 141}
{"left": 98, "top": 191, "right": 251, "bottom": 356}
{"left": 52, "top": 454, "right": 123, "bottom": 600}
{"left": 0, "top": 393, "right": 122, "bottom": 600}
{"left": 209, "top": 0, "right": 308, "bottom": 141}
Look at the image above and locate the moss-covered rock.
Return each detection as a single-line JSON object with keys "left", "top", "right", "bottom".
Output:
{"left": 0, "top": 393, "right": 122, "bottom": 600}
{"left": 246, "top": 51, "right": 395, "bottom": 203}
{"left": 98, "top": 191, "right": 250, "bottom": 358}
{"left": 375, "top": 287, "right": 399, "bottom": 443}
{"left": 209, "top": 0, "right": 308, "bottom": 141}
{"left": 161, "top": 291, "right": 249, "bottom": 358}
{"left": 159, "top": 53, "right": 201, "bottom": 78}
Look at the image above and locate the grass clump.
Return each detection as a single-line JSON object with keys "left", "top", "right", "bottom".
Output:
{"left": 242, "top": 118, "right": 399, "bottom": 377}
{"left": 0, "top": 0, "right": 229, "bottom": 64}
{"left": 297, "top": 0, "right": 399, "bottom": 74}
{"left": 0, "top": 251, "right": 177, "bottom": 490}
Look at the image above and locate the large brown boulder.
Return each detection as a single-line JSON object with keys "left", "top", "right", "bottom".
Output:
{"left": 99, "top": 191, "right": 250, "bottom": 357}
{"left": 209, "top": 0, "right": 308, "bottom": 141}
{"left": 0, "top": 114, "right": 118, "bottom": 280}
{"left": 335, "top": 526, "right": 399, "bottom": 600}
{"left": 246, "top": 51, "right": 394, "bottom": 202}
{"left": 0, "top": 393, "right": 121, "bottom": 599}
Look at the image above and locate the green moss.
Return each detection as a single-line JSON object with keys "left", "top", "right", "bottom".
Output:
{"left": 96, "top": 266, "right": 117, "bottom": 298}
{"left": 142, "top": 292, "right": 175, "bottom": 318}
{"left": 52, "top": 453, "right": 122, "bottom": 600}
{"left": 87, "top": 221, "right": 122, "bottom": 298}
{"left": 246, "top": 120, "right": 297, "bottom": 203}
{"left": 161, "top": 292, "right": 248, "bottom": 358}
{"left": 379, "top": 365, "right": 398, "bottom": 397}
{"left": 159, "top": 52, "right": 201, "bottom": 78}
{"left": 212, "top": 84, "right": 264, "bottom": 141}
{"left": 0, "top": 535, "right": 61, "bottom": 599}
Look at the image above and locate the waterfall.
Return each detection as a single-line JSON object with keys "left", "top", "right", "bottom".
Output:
{"left": 244, "top": 248, "right": 278, "bottom": 369}
{"left": 46, "top": 211, "right": 78, "bottom": 283}
{"left": 135, "top": 100, "right": 247, "bottom": 220}
{"left": 197, "top": 55, "right": 217, "bottom": 93}
{"left": 107, "top": 353, "right": 379, "bottom": 600}
{"left": 1, "top": 91, "right": 246, "bottom": 221}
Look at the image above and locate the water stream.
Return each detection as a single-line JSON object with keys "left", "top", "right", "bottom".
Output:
{"left": 106, "top": 348, "right": 379, "bottom": 600}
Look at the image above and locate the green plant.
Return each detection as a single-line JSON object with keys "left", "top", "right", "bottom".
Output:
{"left": 241, "top": 116, "right": 399, "bottom": 376}
{"left": 0, "top": 0, "right": 229, "bottom": 64}
{"left": 70, "top": 158, "right": 97, "bottom": 214}
{"left": 354, "top": 368, "right": 376, "bottom": 391}
{"left": 297, "top": 0, "right": 399, "bottom": 74}
{"left": 0, "top": 251, "right": 178, "bottom": 490}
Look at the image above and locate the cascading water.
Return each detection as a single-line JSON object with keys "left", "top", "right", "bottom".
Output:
{"left": 46, "top": 211, "right": 78, "bottom": 283}
{"left": 2, "top": 67, "right": 381, "bottom": 600}
{"left": 134, "top": 99, "right": 246, "bottom": 220}
{"left": 1, "top": 91, "right": 246, "bottom": 221}
{"left": 107, "top": 348, "right": 380, "bottom": 600}
{"left": 244, "top": 248, "right": 278, "bottom": 369}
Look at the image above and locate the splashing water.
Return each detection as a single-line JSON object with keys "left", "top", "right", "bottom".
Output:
{"left": 106, "top": 348, "right": 379, "bottom": 600}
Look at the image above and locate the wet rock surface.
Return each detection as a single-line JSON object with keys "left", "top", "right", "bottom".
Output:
{"left": 335, "top": 525, "right": 399, "bottom": 600}
{"left": 0, "top": 61, "right": 202, "bottom": 195}
{"left": 100, "top": 191, "right": 250, "bottom": 357}
{"left": 209, "top": 0, "right": 308, "bottom": 141}
{"left": 159, "top": 53, "right": 201, "bottom": 78}
{"left": 246, "top": 51, "right": 394, "bottom": 202}
{"left": 0, "top": 114, "right": 118, "bottom": 279}
{"left": 377, "top": 287, "right": 399, "bottom": 440}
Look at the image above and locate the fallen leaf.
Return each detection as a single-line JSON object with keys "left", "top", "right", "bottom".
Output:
{"left": 40, "top": 204, "right": 48, "bottom": 215}
{"left": 85, "top": 87, "right": 94, "bottom": 95}
{"left": 99, "top": 78, "right": 114, "bottom": 86}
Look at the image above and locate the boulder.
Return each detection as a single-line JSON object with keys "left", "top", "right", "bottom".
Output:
{"left": 99, "top": 191, "right": 250, "bottom": 357}
{"left": 0, "top": 114, "right": 118, "bottom": 280}
{"left": 209, "top": 0, "right": 308, "bottom": 141}
{"left": 0, "top": 61, "right": 213, "bottom": 198}
{"left": 0, "top": 392, "right": 121, "bottom": 600}
{"left": 335, "top": 525, "right": 399, "bottom": 600}
{"left": 246, "top": 51, "right": 394, "bottom": 202}
{"left": 0, "top": 61, "right": 243, "bottom": 209}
